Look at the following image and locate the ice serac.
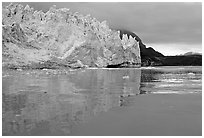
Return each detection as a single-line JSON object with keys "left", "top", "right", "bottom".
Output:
{"left": 2, "top": 4, "right": 141, "bottom": 69}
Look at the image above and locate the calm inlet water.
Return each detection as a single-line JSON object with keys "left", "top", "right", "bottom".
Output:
{"left": 2, "top": 66, "right": 202, "bottom": 135}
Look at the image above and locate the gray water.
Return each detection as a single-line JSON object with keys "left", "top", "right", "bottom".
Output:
{"left": 2, "top": 66, "right": 202, "bottom": 135}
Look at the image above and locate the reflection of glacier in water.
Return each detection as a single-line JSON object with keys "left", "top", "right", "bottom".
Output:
{"left": 2, "top": 66, "right": 202, "bottom": 135}
{"left": 2, "top": 69, "right": 141, "bottom": 135}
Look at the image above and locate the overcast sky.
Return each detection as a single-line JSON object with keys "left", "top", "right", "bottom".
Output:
{"left": 4, "top": 2, "right": 202, "bottom": 55}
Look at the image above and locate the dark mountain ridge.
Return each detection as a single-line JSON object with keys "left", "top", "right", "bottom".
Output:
{"left": 182, "top": 52, "right": 202, "bottom": 56}
{"left": 119, "top": 29, "right": 164, "bottom": 66}
{"left": 119, "top": 30, "right": 202, "bottom": 66}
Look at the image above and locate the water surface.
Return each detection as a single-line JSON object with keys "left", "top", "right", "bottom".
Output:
{"left": 2, "top": 66, "right": 202, "bottom": 135}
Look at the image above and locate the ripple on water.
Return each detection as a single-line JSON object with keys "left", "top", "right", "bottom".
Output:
{"left": 151, "top": 91, "right": 201, "bottom": 94}
{"left": 2, "top": 66, "right": 202, "bottom": 135}
{"left": 160, "top": 79, "right": 184, "bottom": 83}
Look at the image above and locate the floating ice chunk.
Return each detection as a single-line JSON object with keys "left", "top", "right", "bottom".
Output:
{"left": 161, "top": 78, "right": 183, "bottom": 83}
{"left": 188, "top": 72, "right": 195, "bottom": 75}
{"left": 17, "top": 68, "right": 22, "bottom": 71}
{"left": 122, "top": 76, "right": 129, "bottom": 79}
{"left": 152, "top": 91, "right": 182, "bottom": 94}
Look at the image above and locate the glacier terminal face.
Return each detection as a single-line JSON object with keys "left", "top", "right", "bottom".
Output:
{"left": 2, "top": 4, "right": 141, "bottom": 69}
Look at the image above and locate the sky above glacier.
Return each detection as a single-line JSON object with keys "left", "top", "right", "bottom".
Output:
{"left": 3, "top": 2, "right": 202, "bottom": 55}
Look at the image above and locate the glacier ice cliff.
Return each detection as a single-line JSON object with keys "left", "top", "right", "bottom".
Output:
{"left": 2, "top": 4, "right": 141, "bottom": 69}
